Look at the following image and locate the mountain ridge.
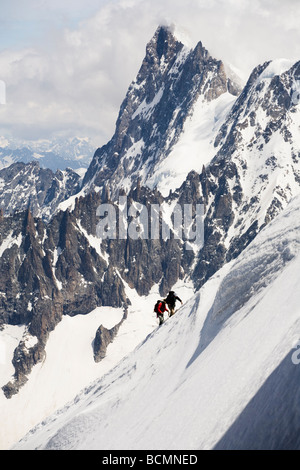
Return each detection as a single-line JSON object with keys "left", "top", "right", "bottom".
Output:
{"left": 82, "top": 25, "right": 241, "bottom": 195}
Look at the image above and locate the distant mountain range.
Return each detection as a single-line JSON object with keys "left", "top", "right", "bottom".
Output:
{"left": 0, "top": 136, "right": 94, "bottom": 172}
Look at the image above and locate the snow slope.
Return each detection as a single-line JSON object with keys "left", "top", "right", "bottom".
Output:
{"left": 146, "top": 92, "right": 236, "bottom": 196}
{"left": 215, "top": 350, "right": 300, "bottom": 450}
{"left": 13, "top": 195, "right": 300, "bottom": 450}
{"left": 0, "top": 277, "right": 192, "bottom": 450}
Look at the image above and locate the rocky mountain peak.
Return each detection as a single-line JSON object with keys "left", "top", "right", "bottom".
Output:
{"left": 146, "top": 25, "right": 185, "bottom": 63}
{"left": 83, "top": 26, "right": 241, "bottom": 195}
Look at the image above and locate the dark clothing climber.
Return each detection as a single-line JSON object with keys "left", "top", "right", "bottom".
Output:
{"left": 165, "top": 291, "right": 183, "bottom": 317}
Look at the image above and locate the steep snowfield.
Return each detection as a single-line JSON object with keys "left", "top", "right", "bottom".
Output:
{"left": 146, "top": 92, "right": 236, "bottom": 196}
{"left": 0, "top": 277, "right": 192, "bottom": 450}
{"left": 13, "top": 195, "right": 300, "bottom": 450}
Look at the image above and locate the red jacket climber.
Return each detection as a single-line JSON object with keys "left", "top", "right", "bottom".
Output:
{"left": 154, "top": 300, "right": 169, "bottom": 325}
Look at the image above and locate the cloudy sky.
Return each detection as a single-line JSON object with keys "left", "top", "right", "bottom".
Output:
{"left": 0, "top": 0, "right": 299, "bottom": 147}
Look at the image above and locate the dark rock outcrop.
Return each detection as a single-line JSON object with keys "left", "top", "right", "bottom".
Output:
{"left": 93, "top": 309, "right": 128, "bottom": 362}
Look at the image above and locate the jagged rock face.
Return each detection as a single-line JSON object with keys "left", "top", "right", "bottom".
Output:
{"left": 83, "top": 25, "right": 240, "bottom": 194}
{"left": 0, "top": 210, "right": 60, "bottom": 329}
{"left": 217, "top": 59, "right": 300, "bottom": 226}
{"left": 215, "top": 60, "right": 300, "bottom": 163}
{"left": 0, "top": 161, "right": 81, "bottom": 220}
{"left": 2, "top": 336, "right": 46, "bottom": 399}
{"left": 192, "top": 59, "right": 300, "bottom": 288}
{"left": 75, "top": 185, "right": 193, "bottom": 298}
{"left": 0, "top": 200, "right": 129, "bottom": 397}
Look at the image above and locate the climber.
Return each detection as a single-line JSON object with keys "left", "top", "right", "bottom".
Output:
{"left": 154, "top": 300, "right": 169, "bottom": 326}
{"left": 165, "top": 291, "right": 183, "bottom": 317}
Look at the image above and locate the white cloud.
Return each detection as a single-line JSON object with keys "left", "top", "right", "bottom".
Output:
{"left": 0, "top": 0, "right": 299, "bottom": 146}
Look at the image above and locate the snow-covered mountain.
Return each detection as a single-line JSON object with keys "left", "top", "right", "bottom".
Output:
{"left": 12, "top": 193, "right": 300, "bottom": 450}
{"left": 0, "top": 25, "right": 300, "bottom": 450}
{"left": 82, "top": 25, "right": 241, "bottom": 196}
{"left": 0, "top": 136, "right": 95, "bottom": 219}
{"left": 191, "top": 57, "right": 300, "bottom": 288}
{"left": 0, "top": 136, "right": 94, "bottom": 172}
{"left": 0, "top": 162, "right": 82, "bottom": 219}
